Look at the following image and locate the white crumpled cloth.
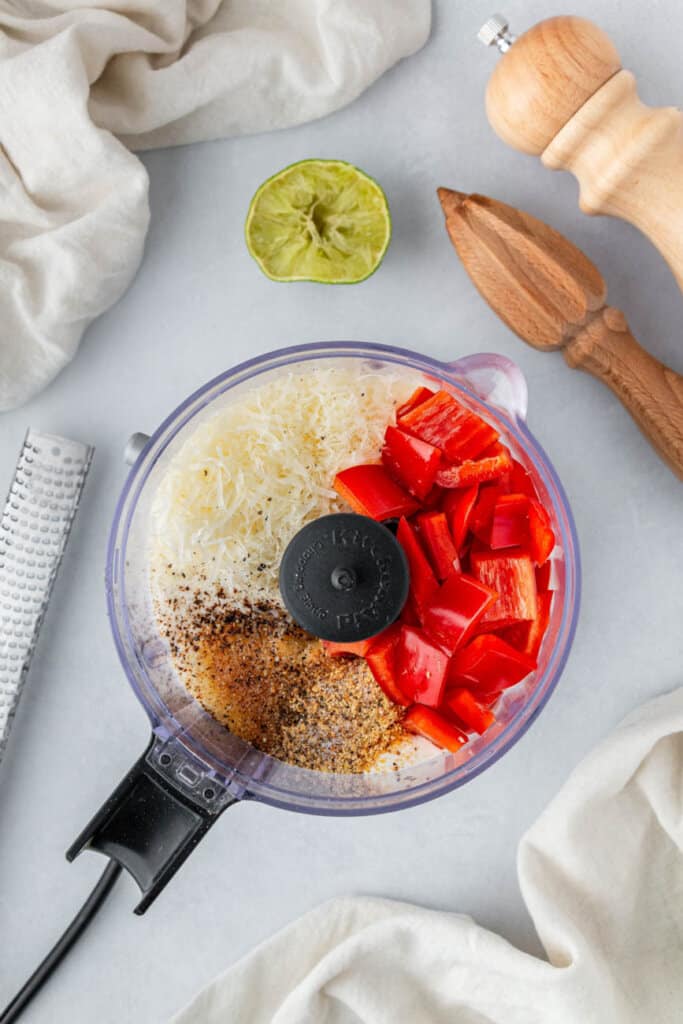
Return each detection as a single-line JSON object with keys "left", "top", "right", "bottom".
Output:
{"left": 0, "top": 1, "right": 430, "bottom": 410}
{"left": 172, "top": 688, "right": 683, "bottom": 1023}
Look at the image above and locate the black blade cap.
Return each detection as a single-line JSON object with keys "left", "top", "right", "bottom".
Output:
{"left": 279, "top": 513, "right": 410, "bottom": 643}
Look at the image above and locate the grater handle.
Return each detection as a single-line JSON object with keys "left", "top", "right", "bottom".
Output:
{"left": 67, "top": 735, "right": 238, "bottom": 914}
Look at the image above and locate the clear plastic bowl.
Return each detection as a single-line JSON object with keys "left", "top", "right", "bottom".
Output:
{"left": 107, "top": 342, "right": 580, "bottom": 815}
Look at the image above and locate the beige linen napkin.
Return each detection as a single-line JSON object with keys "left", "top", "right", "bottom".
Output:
{"left": 0, "top": 0, "right": 431, "bottom": 410}
{"left": 171, "top": 688, "right": 683, "bottom": 1023}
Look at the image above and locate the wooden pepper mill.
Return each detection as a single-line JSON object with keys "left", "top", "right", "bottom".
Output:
{"left": 478, "top": 14, "right": 683, "bottom": 291}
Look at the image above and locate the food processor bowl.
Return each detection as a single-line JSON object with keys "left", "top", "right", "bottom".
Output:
{"left": 69, "top": 342, "right": 580, "bottom": 910}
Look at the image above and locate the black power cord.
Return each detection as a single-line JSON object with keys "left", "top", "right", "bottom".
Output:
{"left": 0, "top": 861, "right": 122, "bottom": 1024}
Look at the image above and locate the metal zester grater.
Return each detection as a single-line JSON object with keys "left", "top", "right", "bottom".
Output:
{"left": 0, "top": 430, "right": 93, "bottom": 766}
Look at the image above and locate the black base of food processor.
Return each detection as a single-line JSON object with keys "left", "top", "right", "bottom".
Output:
{"left": 67, "top": 736, "right": 237, "bottom": 914}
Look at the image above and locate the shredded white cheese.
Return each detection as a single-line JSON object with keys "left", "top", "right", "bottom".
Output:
{"left": 149, "top": 364, "right": 421, "bottom": 606}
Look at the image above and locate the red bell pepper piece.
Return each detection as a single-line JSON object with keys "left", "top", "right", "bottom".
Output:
{"left": 487, "top": 493, "right": 530, "bottom": 550}
{"left": 481, "top": 688, "right": 503, "bottom": 708}
{"left": 499, "top": 591, "right": 553, "bottom": 661}
{"left": 421, "top": 484, "right": 445, "bottom": 509}
{"left": 334, "top": 464, "right": 419, "bottom": 521}
{"left": 395, "top": 626, "right": 450, "bottom": 707}
{"left": 535, "top": 560, "right": 553, "bottom": 593}
{"left": 509, "top": 458, "right": 539, "bottom": 499}
{"left": 400, "top": 592, "right": 422, "bottom": 627}
{"left": 398, "top": 390, "right": 499, "bottom": 463}
{"left": 440, "top": 484, "right": 478, "bottom": 551}
{"left": 448, "top": 634, "right": 536, "bottom": 696}
{"left": 468, "top": 482, "right": 507, "bottom": 541}
{"left": 396, "top": 516, "right": 439, "bottom": 616}
{"left": 404, "top": 704, "right": 468, "bottom": 753}
{"left": 527, "top": 499, "right": 555, "bottom": 566}
{"left": 471, "top": 549, "right": 538, "bottom": 629}
{"left": 422, "top": 571, "right": 498, "bottom": 654}
{"left": 396, "top": 386, "right": 435, "bottom": 420}
{"left": 365, "top": 625, "right": 410, "bottom": 706}
{"left": 443, "top": 687, "right": 495, "bottom": 734}
{"left": 381, "top": 425, "right": 442, "bottom": 501}
{"left": 322, "top": 638, "right": 373, "bottom": 658}
{"left": 458, "top": 542, "right": 472, "bottom": 575}
{"left": 435, "top": 442, "right": 512, "bottom": 489}
{"left": 416, "top": 511, "right": 460, "bottom": 580}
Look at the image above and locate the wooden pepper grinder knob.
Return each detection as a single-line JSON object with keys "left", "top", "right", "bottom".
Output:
{"left": 479, "top": 14, "right": 683, "bottom": 292}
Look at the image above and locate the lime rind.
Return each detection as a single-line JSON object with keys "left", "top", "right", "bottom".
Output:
{"left": 245, "top": 159, "right": 391, "bottom": 284}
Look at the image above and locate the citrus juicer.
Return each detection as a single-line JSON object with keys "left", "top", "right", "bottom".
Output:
{"left": 478, "top": 14, "right": 683, "bottom": 291}
{"left": 67, "top": 342, "right": 580, "bottom": 913}
{"left": 436, "top": 188, "right": 683, "bottom": 480}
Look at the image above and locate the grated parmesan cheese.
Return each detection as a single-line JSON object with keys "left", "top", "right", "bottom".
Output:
{"left": 148, "top": 364, "right": 423, "bottom": 607}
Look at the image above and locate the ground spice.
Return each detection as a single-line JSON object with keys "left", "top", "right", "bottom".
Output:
{"left": 156, "top": 588, "right": 406, "bottom": 773}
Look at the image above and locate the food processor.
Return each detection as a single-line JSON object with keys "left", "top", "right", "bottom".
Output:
{"left": 68, "top": 341, "right": 580, "bottom": 913}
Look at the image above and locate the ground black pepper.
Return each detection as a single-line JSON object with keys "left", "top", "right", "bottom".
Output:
{"left": 156, "top": 586, "right": 406, "bottom": 773}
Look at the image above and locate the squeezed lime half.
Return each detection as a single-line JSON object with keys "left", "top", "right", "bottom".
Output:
{"left": 245, "top": 159, "right": 391, "bottom": 284}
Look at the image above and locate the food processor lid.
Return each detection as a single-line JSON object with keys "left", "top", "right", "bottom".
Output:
{"left": 279, "top": 513, "right": 409, "bottom": 642}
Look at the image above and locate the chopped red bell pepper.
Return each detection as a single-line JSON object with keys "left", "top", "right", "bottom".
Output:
{"left": 395, "top": 626, "right": 450, "bottom": 707}
{"left": 416, "top": 511, "right": 460, "bottom": 580}
{"left": 365, "top": 625, "right": 410, "bottom": 706}
{"left": 458, "top": 542, "right": 472, "bottom": 575}
{"left": 422, "top": 484, "right": 445, "bottom": 509}
{"left": 398, "top": 390, "right": 499, "bottom": 463}
{"left": 468, "top": 482, "right": 507, "bottom": 541}
{"left": 436, "top": 442, "right": 513, "bottom": 489}
{"left": 422, "top": 571, "right": 498, "bottom": 654}
{"left": 381, "top": 425, "right": 442, "bottom": 501}
{"left": 443, "top": 687, "right": 495, "bottom": 734}
{"left": 396, "top": 516, "right": 439, "bottom": 616}
{"left": 483, "top": 690, "right": 503, "bottom": 708}
{"left": 396, "top": 386, "right": 435, "bottom": 420}
{"left": 499, "top": 591, "right": 553, "bottom": 661}
{"left": 322, "top": 638, "right": 373, "bottom": 658}
{"left": 535, "top": 560, "right": 553, "bottom": 593}
{"left": 508, "top": 458, "right": 538, "bottom": 498}
{"left": 404, "top": 704, "right": 468, "bottom": 753}
{"left": 487, "top": 493, "right": 530, "bottom": 550}
{"left": 527, "top": 499, "right": 555, "bottom": 566}
{"left": 333, "top": 464, "right": 419, "bottom": 521}
{"left": 400, "top": 592, "right": 422, "bottom": 627}
{"left": 448, "top": 634, "right": 537, "bottom": 696}
{"left": 441, "top": 485, "right": 479, "bottom": 551}
{"left": 333, "top": 385, "right": 556, "bottom": 722}
{"left": 471, "top": 549, "right": 538, "bottom": 629}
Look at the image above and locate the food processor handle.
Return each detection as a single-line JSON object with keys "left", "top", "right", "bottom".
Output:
{"left": 67, "top": 736, "right": 237, "bottom": 914}
{"left": 449, "top": 353, "right": 529, "bottom": 422}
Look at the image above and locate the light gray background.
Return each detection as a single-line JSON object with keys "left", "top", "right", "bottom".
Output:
{"left": 2, "top": 2, "right": 682, "bottom": 1021}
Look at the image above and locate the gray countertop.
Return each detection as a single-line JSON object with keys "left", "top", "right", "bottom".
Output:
{"left": 2, "top": 2, "right": 682, "bottom": 1021}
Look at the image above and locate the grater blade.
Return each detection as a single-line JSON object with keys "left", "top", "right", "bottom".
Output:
{"left": 0, "top": 430, "right": 93, "bottom": 767}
